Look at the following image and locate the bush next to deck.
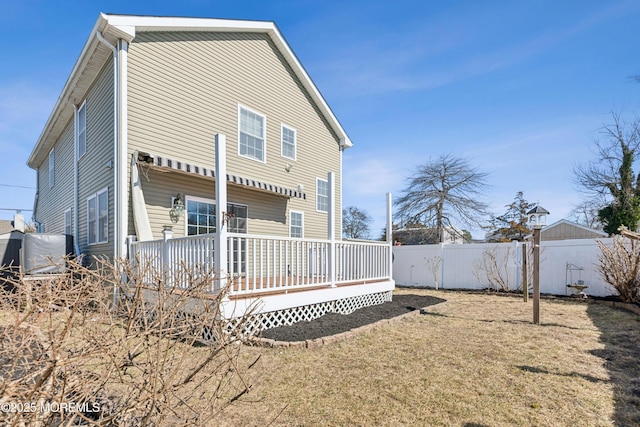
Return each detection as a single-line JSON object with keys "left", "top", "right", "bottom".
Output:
{"left": 0, "top": 258, "right": 259, "bottom": 426}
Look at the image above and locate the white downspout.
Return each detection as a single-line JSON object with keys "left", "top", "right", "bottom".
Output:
{"left": 117, "top": 39, "right": 129, "bottom": 259}
{"left": 72, "top": 105, "right": 81, "bottom": 256}
{"left": 95, "top": 31, "right": 122, "bottom": 260}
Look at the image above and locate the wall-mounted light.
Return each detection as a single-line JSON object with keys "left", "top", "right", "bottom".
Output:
{"left": 285, "top": 164, "right": 292, "bottom": 173}
{"left": 170, "top": 193, "right": 184, "bottom": 223}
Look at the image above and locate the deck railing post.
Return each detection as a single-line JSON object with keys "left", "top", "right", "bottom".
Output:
{"left": 162, "top": 226, "right": 173, "bottom": 284}
{"left": 328, "top": 172, "right": 336, "bottom": 287}
{"left": 127, "top": 235, "right": 137, "bottom": 266}
{"left": 386, "top": 192, "right": 393, "bottom": 280}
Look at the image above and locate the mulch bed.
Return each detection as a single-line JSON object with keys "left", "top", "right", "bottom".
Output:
{"left": 261, "top": 294, "right": 445, "bottom": 342}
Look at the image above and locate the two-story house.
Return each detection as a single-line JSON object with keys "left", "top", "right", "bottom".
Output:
{"left": 27, "top": 13, "right": 394, "bottom": 329}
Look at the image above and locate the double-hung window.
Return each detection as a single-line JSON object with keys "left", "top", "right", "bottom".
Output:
{"left": 48, "top": 149, "right": 55, "bottom": 188}
{"left": 316, "top": 178, "right": 329, "bottom": 213}
{"left": 281, "top": 125, "right": 296, "bottom": 160}
{"left": 77, "top": 102, "right": 87, "bottom": 158}
{"left": 87, "top": 188, "right": 108, "bottom": 244}
{"left": 238, "top": 106, "right": 265, "bottom": 162}
{"left": 290, "top": 211, "right": 303, "bottom": 238}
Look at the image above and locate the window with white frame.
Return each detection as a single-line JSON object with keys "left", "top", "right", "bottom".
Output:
{"left": 290, "top": 211, "right": 303, "bottom": 238}
{"left": 77, "top": 102, "right": 87, "bottom": 158}
{"left": 48, "top": 148, "right": 55, "bottom": 188}
{"left": 87, "top": 188, "right": 108, "bottom": 244}
{"left": 186, "top": 197, "right": 248, "bottom": 236}
{"left": 227, "top": 204, "right": 248, "bottom": 234}
{"left": 238, "top": 106, "right": 265, "bottom": 162}
{"left": 316, "top": 178, "right": 329, "bottom": 213}
{"left": 281, "top": 125, "right": 296, "bottom": 160}
{"left": 64, "top": 209, "right": 72, "bottom": 235}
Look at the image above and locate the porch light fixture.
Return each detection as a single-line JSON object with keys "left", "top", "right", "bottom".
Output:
{"left": 170, "top": 193, "right": 184, "bottom": 223}
{"left": 285, "top": 163, "right": 292, "bottom": 173}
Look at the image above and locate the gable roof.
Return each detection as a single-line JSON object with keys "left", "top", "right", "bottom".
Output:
{"left": 28, "top": 13, "right": 352, "bottom": 169}
{"left": 541, "top": 219, "right": 608, "bottom": 237}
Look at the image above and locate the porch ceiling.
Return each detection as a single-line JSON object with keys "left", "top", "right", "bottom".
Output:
{"left": 138, "top": 152, "right": 306, "bottom": 199}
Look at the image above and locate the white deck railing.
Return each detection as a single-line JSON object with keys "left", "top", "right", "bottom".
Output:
{"left": 129, "top": 233, "right": 391, "bottom": 295}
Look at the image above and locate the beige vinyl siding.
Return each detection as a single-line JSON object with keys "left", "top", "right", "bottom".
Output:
{"left": 541, "top": 222, "right": 606, "bottom": 241}
{"left": 127, "top": 32, "right": 341, "bottom": 240}
{"left": 34, "top": 118, "right": 75, "bottom": 234}
{"left": 140, "top": 169, "right": 288, "bottom": 239}
{"left": 77, "top": 57, "right": 115, "bottom": 261}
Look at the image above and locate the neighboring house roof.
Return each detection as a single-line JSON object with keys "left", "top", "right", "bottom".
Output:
{"left": 530, "top": 219, "right": 608, "bottom": 241}
{"left": 0, "top": 220, "right": 14, "bottom": 235}
{"left": 27, "top": 13, "right": 352, "bottom": 169}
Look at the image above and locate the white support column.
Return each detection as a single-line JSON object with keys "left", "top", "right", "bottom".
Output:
{"left": 215, "top": 134, "right": 228, "bottom": 293}
{"left": 328, "top": 172, "right": 336, "bottom": 287}
{"left": 386, "top": 192, "right": 393, "bottom": 280}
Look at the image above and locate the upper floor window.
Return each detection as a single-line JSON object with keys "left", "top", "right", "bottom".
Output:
{"left": 281, "top": 125, "right": 296, "bottom": 160}
{"left": 87, "top": 188, "right": 108, "bottom": 245}
{"left": 48, "top": 148, "right": 55, "bottom": 188}
{"left": 238, "top": 105, "right": 265, "bottom": 162}
{"left": 77, "top": 101, "right": 87, "bottom": 158}
{"left": 290, "top": 211, "right": 303, "bottom": 238}
{"left": 316, "top": 178, "right": 329, "bottom": 213}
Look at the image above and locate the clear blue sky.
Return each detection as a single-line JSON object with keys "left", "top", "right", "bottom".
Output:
{"left": 1, "top": 1, "right": 639, "bottom": 239}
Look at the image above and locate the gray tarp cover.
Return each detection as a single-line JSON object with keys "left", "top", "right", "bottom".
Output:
{"left": 21, "top": 234, "right": 72, "bottom": 274}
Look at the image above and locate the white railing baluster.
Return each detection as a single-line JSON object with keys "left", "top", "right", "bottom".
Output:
{"left": 129, "top": 233, "right": 391, "bottom": 296}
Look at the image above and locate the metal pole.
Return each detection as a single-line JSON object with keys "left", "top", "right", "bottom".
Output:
{"left": 533, "top": 228, "right": 540, "bottom": 324}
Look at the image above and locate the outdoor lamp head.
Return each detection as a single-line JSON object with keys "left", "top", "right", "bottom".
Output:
{"left": 170, "top": 193, "right": 185, "bottom": 223}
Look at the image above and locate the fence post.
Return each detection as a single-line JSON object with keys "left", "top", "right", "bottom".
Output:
{"left": 522, "top": 242, "right": 528, "bottom": 302}
{"left": 439, "top": 242, "right": 445, "bottom": 289}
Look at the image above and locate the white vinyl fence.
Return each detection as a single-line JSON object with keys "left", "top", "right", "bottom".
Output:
{"left": 393, "top": 238, "right": 616, "bottom": 297}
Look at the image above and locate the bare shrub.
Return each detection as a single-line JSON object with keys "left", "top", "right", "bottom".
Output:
{"left": 473, "top": 245, "right": 516, "bottom": 291}
{"left": 0, "top": 257, "right": 259, "bottom": 426}
{"left": 597, "top": 236, "right": 640, "bottom": 302}
{"left": 424, "top": 256, "right": 441, "bottom": 288}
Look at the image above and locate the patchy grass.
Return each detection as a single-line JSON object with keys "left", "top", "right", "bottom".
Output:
{"left": 215, "top": 289, "right": 640, "bottom": 426}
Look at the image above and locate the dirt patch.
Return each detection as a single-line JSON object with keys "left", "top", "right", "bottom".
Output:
{"left": 261, "top": 294, "right": 444, "bottom": 341}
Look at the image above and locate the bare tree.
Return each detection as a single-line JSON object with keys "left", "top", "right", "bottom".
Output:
{"left": 342, "top": 206, "right": 372, "bottom": 239}
{"left": 395, "top": 154, "right": 490, "bottom": 243}
{"left": 574, "top": 113, "right": 640, "bottom": 234}
{"left": 569, "top": 200, "right": 603, "bottom": 230}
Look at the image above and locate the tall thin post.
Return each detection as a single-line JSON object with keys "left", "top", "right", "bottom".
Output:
{"left": 522, "top": 242, "right": 528, "bottom": 302}
{"left": 386, "top": 192, "right": 393, "bottom": 280}
{"left": 533, "top": 228, "right": 541, "bottom": 324}
{"left": 328, "top": 172, "right": 336, "bottom": 287}
{"left": 215, "top": 134, "right": 228, "bottom": 293}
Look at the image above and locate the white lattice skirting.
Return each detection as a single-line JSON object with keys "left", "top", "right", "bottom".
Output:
{"left": 224, "top": 290, "right": 393, "bottom": 336}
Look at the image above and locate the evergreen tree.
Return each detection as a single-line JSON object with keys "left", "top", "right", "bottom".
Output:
{"left": 487, "top": 192, "right": 533, "bottom": 242}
